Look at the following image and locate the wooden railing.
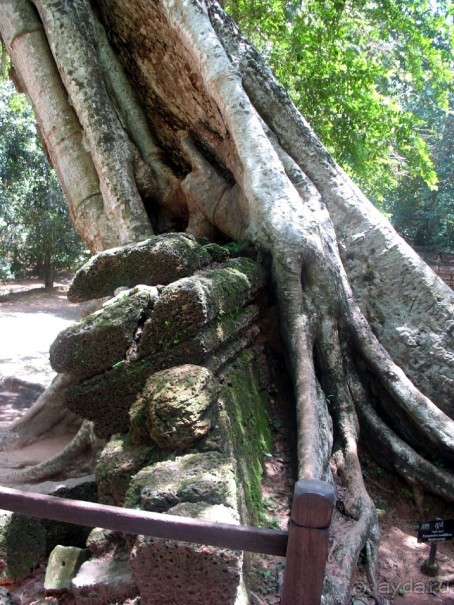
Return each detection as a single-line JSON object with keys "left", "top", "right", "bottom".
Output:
{"left": 0, "top": 478, "right": 334, "bottom": 605}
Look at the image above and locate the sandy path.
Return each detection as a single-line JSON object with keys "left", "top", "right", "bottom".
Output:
{"left": 0, "top": 281, "right": 83, "bottom": 477}
{"left": 2, "top": 435, "right": 73, "bottom": 471}
{"left": 0, "top": 282, "right": 81, "bottom": 387}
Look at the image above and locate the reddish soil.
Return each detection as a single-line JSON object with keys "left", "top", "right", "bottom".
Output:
{"left": 245, "top": 357, "right": 454, "bottom": 605}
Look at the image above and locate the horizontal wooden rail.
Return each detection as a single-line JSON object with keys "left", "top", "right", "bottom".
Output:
{"left": 0, "top": 480, "right": 334, "bottom": 604}
{"left": 0, "top": 485, "right": 288, "bottom": 556}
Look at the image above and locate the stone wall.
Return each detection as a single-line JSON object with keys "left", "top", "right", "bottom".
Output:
{"left": 48, "top": 234, "right": 274, "bottom": 604}
{"left": 415, "top": 247, "right": 454, "bottom": 289}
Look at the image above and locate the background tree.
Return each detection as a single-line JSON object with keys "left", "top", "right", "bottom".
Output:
{"left": 0, "top": 74, "right": 87, "bottom": 287}
{"left": 385, "top": 108, "right": 453, "bottom": 249}
{"left": 0, "top": 1, "right": 452, "bottom": 602}
{"left": 225, "top": 0, "right": 453, "bottom": 245}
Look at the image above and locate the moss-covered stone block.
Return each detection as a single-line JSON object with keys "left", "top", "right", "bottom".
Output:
{"left": 138, "top": 304, "right": 259, "bottom": 362}
{"left": 0, "top": 512, "right": 46, "bottom": 583}
{"left": 138, "top": 365, "right": 219, "bottom": 450}
{"left": 68, "top": 233, "right": 213, "bottom": 303}
{"left": 125, "top": 451, "right": 237, "bottom": 513}
{"left": 220, "top": 349, "right": 272, "bottom": 523}
{"left": 95, "top": 435, "right": 160, "bottom": 506}
{"left": 65, "top": 357, "right": 158, "bottom": 438}
{"left": 138, "top": 258, "right": 265, "bottom": 353}
{"left": 50, "top": 289, "right": 153, "bottom": 377}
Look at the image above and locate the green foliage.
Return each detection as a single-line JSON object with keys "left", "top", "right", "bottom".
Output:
{"left": 224, "top": 0, "right": 452, "bottom": 203}
{"left": 0, "top": 74, "right": 87, "bottom": 285}
{"left": 384, "top": 109, "right": 453, "bottom": 249}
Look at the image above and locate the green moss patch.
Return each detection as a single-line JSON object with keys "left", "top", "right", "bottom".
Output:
{"left": 220, "top": 349, "right": 272, "bottom": 523}
{"left": 0, "top": 512, "right": 46, "bottom": 582}
{"left": 140, "top": 258, "right": 265, "bottom": 353}
{"left": 95, "top": 434, "right": 161, "bottom": 506}
{"left": 125, "top": 451, "right": 237, "bottom": 513}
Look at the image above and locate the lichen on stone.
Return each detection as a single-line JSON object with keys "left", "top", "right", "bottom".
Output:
{"left": 125, "top": 451, "right": 237, "bottom": 513}
{"left": 140, "top": 364, "right": 220, "bottom": 450}
{"left": 95, "top": 434, "right": 160, "bottom": 506}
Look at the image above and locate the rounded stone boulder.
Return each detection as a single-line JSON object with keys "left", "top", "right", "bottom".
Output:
{"left": 140, "top": 364, "right": 219, "bottom": 450}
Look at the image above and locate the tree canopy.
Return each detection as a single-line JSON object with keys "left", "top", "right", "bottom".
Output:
{"left": 225, "top": 0, "right": 453, "bottom": 246}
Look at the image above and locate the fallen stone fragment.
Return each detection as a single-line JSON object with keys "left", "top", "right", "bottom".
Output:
{"left": 44, "top": 545, "right": 90, "bottom": 592}
{"left": 0, "top": 588, "right": 20, "bottom": 605}
{"left": 71, "top": 558, "right": 138, "bottom": 605}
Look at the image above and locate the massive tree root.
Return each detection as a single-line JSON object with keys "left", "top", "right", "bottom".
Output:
{"left": 1, "top": 0, "right": 453, "bottom": 602}
{"left": 0, "top": 374, "right": 100, "bottom": 484}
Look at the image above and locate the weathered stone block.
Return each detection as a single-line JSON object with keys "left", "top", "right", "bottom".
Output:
{"left": 138, "top": 304, "right": 260, "bottom": 363}
{"left": 44, "top": 545, "right": 90, "bottom": 592}
{"left": 50, "top": 289, "right": 154, "bottom": 377}
{"left": 72, "top": 558, "right": 138, "bottom": 605}
{"left": 138, "top": 364, "right": 219, "bottom": 450}
{"left": 86, "top": 528, "right": 124, "bottom": 556}
{"left": 128, "top": 396, "right": 151, "bottom": 444}
{"left": 130, "top": 503, "right": 242, "bottom": 605}
{"left": 0, "top": 512, "right": 46, "bottom": 583}
{"left": 68, "top": 233, "right": 212, "bottom": 303}
{"left": 65, "top": 357, "right": 158, "bottom": 438}
{"left": 95, "top": 435, "right": 159, "bottom": 506}
{"left": 30, "top": 475, "right": 98, "bottom": 553}
{"left": 125, "top": 451, "right": 237, "bottom": 512}
{"left": 138, "top": 258, "right": 265, "bottom": 353}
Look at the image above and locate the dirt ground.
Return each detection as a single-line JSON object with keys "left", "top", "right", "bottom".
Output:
{"left": 0, "top": 281, "right": 453, "bottom": 604}
{"left": 238, "top": 362, "right": 454, "bottom": 604}
{"left": 0, "top": 278, "right": 81, "bottom": 388}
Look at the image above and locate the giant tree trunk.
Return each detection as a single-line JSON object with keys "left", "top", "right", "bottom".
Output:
{"left": 1, "top": 0, "right": 453, "bottom": 602}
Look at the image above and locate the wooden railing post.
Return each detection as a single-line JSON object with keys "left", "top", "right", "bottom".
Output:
{"left": 281, "top": 479, "right": 335, "bottom": 605}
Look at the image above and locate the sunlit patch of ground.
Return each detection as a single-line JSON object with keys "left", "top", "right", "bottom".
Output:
{"left": 0, "top": 280, "right": 81, "bottom": 386}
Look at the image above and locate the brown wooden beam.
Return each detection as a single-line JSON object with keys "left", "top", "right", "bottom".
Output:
{"left": 0, "top": 485, "right": 287, "bottom": 556}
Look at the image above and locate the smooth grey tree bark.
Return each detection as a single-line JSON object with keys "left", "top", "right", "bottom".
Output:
{"left": 0, "top": 0, "right": 453, "bottom": 602}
